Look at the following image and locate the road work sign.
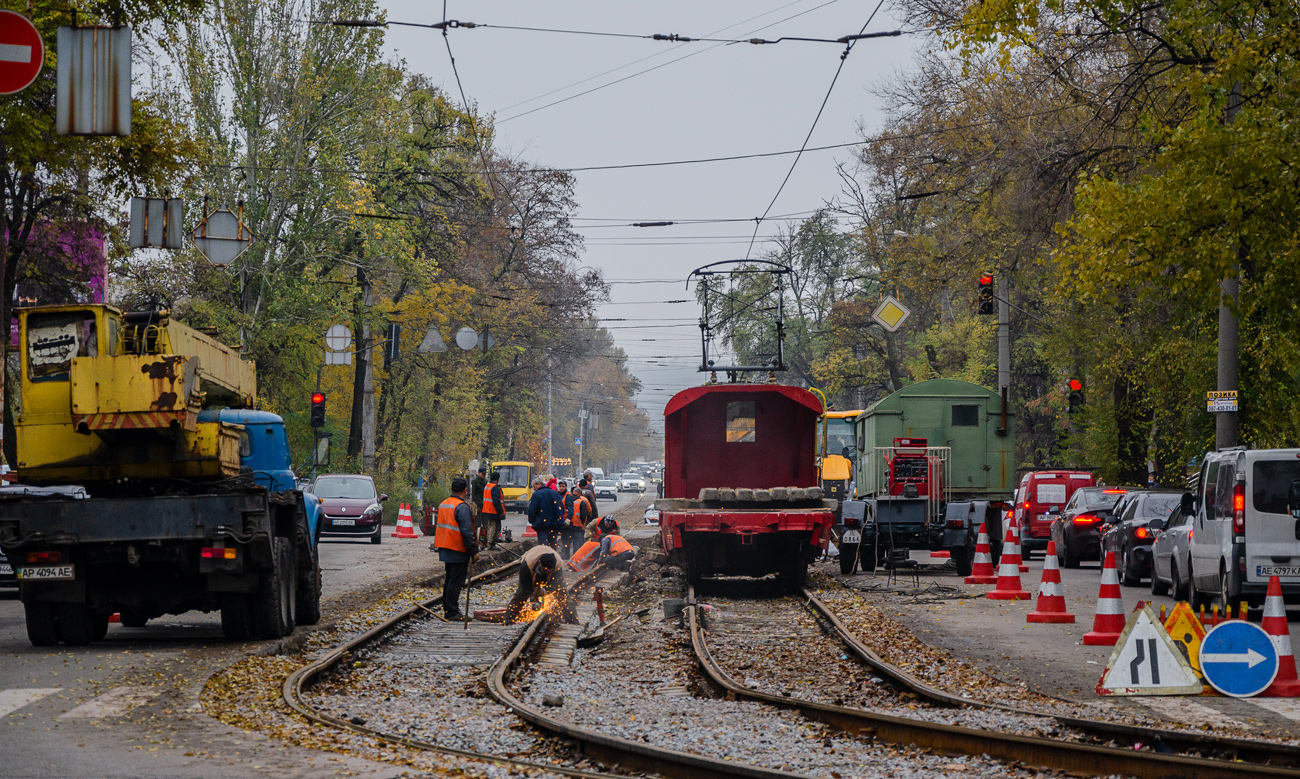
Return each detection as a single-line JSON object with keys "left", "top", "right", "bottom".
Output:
{"left": 1163, "top": 602, "right": 1207, "bottom": 679}
{"left": 1096, "top": 604, "right": 1203, "bottom": 696}
{"left": 1199, "top": 621, "right": 1277, "bottom": 697}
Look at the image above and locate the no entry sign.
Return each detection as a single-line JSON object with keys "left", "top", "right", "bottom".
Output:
{"left": 0, "top": 11, "right": 43, "bottom": 95}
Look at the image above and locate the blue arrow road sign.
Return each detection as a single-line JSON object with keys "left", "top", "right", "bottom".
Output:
{"left": 1199, "top": 621, "right": 1279, "bottom": 697}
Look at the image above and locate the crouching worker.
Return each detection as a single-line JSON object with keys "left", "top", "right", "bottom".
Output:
{"left": 569, "top": 518, "right": 636, "bottom": 572}
{"left": 505, "top": 545, "right": 579, "bottom": 624}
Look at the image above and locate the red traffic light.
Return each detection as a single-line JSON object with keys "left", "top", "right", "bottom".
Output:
{"left": 311, "top": 392, "right": 325, "bottom": 404}
{"left": 978, "top": 274, "right": 993, "bottom": 286}
{"left": 1068, "top": 379, "right": 1083, "bottom": 392}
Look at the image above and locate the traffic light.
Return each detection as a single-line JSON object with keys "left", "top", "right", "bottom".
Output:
{"left": 977, "top": 273, "right": 995, "bottom": 315}
{"left": 310, "top": 392, "right": 326, "bottom": 427}
{"left": 1067, "top": 379, "right": 1084, "bottom": 413}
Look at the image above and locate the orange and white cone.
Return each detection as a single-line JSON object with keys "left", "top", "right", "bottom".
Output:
{"left": 986, "top": 522, "right": 1030, "bottom": 600}
{"left": 1261, "top": 575, "right": 1300, "bottom": 696}
{"left": 1027, "top": 540, "right": 1075, "bottom": 623}
{"left": 1009, "top": 514, "right": 1029, "bottom": 572}
{"left": 523, "top": 523, "right": 537, "bottom": 538}
{"left": 392, "top": 503, "right": 419, "bottom": 538}
{"left": 1082, "top": 551, "right": 1125, "bottom": 645}
{"left": 964, "top": 522, "right": 998, "bottom": 585}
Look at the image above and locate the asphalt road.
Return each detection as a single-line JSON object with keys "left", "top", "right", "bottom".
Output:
{"left": 0, "top": 487, "right": 649, "bottom": 779}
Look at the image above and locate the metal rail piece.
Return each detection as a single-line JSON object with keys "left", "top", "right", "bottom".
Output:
{"left": 801, "top": 587, "right": 1300, "bottom": 768}
{"left": 689, "top": 594, "right": 1300, "bottom": 779}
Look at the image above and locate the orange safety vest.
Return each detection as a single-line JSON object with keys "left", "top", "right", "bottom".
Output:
{"left": 568, "top": 540, "right": 601, "bottom": 571}
{"left": 605, "top": 535, "right": 633, "bottom": 556}
{"left": 566, "top": 493, "right": 590, "bottom": 528}
{"left": 434, "top": 496, "right": 469, "bottom": 552}
{"left": 482, "top": 483, "right": 501, "bottom": 514}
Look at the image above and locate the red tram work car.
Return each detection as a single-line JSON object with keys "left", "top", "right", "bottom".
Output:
{"left": 657, "top": 382, "right": 835, "bottom": 586}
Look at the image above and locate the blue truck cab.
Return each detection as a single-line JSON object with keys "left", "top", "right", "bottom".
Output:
{"left": 202, "top": 409, "right": 321, "bottom": 542}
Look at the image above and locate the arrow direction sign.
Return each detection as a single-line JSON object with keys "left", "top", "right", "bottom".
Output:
{"left": 192, "top": 205, "right": 253, "bottom": 266}
{"left": 1201, "top": 648, "right": 1267, "bottom": 668}
{"left": 0, "top": 11, "right": 44, "bottom": 95}
{"left": 1199, "top": 621, "right": 1279, "bottom": 697}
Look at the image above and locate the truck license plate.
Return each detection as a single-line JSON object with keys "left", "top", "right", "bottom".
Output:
{"left": 17, "top": 565, "right": 74, "bottom": 581}
{"left": 332, "top": 519, "right": 355, "bottom": 526}
{"left": 842, "top": 530, "right": 861, "bottom": 544}
{"left": 1258, "top": 565, "right": 1300, "bottom": 577}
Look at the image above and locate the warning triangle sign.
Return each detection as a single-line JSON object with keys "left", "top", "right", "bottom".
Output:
{"left": 1163, "top": 602, "right": 1208, "bottom": 680}
{"left": 1096, "top": 604, "right": 1204, "bottom": 696}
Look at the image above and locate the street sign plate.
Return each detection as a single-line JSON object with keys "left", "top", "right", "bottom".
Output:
{"left": 0, "top": 11, "right": 43, "bottom": 95}
{"left": 192, "top": 207, "right": 253, "bottom": 265}
{"left": 418, "top": 325, "right": 447, "bottom": 353}
{"left": 129, "top": 196, "right": 184, "bottom": 249}
{"left": 871, "top": 295, "right": 911, "bottom": 332}
{"left": 1199, "top": 621, "right": 1278, "bottom": 697}
{"left": 325, "top": 324, "right": 352, "bottom": 352}
{"left": 1096, "top": 604, "right": 1203, "bottom": 696}
{"left": 1163, "top": 602, "right": 1207, "bottom": 679}
{"left": 455, "top": 327, "right": 477, "bottom": 350}
{"left": 56, "top": 25, "right": 131, "bottom": 136}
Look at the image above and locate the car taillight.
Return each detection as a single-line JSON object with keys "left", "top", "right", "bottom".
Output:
{"left": 844, "top": 515, "right": 860, "bottom": 528}
{"left": 1134, "top": 527, "right": 1150, "bottom": 540}
{"left": 1233, "top": 483, "right": 1245, "bottom": 535}
{"left": 1072, "top": 513, "right": 1100, "bottom": 525}
{"left": 946, "top": 518, "right": 965, "bottom": 528}
{"left": 201, "top": 547, "right": 237, "bottom": 560}
{"left": 25, "top": 551, "right": 61, "bottom": 564}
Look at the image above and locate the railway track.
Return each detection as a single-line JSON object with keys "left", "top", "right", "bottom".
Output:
{"left": 684, "top": 583, "right": 1300, "bottom": 779}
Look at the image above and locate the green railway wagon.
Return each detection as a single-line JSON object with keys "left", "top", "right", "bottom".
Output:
{"left": 853, "top": 379, "right": 1015, "bottom": 499}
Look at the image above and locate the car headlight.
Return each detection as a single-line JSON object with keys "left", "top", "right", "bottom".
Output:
{"left": 363, "top": 505, "right": 383, "bottom": 518}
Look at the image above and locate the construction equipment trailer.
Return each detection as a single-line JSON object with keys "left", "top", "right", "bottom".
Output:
{"left": 0, "top": 304, "right": 321, "bottom": 645}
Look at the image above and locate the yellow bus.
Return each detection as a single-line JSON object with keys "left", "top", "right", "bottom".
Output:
{"left": 492, "top": 461, "right": 533, "bottom": 512}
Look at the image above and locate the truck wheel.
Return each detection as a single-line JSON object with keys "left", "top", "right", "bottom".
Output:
{"left": 953, "top": 540, "right": 975, "bottom": 578}
{"left": 296, "top": 552, "right": 323, "bottom": 626}
{"left": 221, "top": 595, "right": 254, "bottom": 641}
{"left": 91, "top": 611, "right": 110, "bottom": 641}
{"left": 253, "top": 537, "right": 296, "bottom": 640}
{"left": 24, "top": 602, "right": 59, "bottom": 647}
{"left": 839, "top": 543, "right": 858, "bottom": 575}
{"left": 59, "top": 603, "right": 95, "bottom": 646}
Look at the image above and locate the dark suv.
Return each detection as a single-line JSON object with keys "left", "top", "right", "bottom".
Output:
{"left": 314, "top": 474, "right": 387, "bottom": 544}
{"left": 1049, "top": 486, "right": 1134, "bottom": 567}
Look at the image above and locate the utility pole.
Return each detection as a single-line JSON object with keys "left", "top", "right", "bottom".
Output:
{"left": 997, "top": 276, "right": 1011, "bottom": 397}
{"left": 546, "top": 356, "right": 553, "bottom": 477}
{"left": 1216, "top": 84, "right": 1243, "bottom": 450}
{"left": 578, "top": 406, "right": 587, "bottom": 474}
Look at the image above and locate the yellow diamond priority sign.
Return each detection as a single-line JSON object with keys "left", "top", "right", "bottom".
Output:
{"left": 871, "top": 295, "right": 911, "bottom": 332}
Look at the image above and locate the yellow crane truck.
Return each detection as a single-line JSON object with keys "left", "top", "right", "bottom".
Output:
{"left": 0, "top": 304, "right": 322, "bottom": 646}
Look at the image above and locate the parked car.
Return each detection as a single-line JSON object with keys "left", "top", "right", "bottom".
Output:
{"left": 1150, "top": 502, "right": 1195, "bottom": 598}
{"left": 1101, "top": 490, "right": 1183, "bottom": 586}
{"left": 314, "top": 474, "right": 388, "bottom": 544}
{"left": 1049, "top": 486, "right": 1134, "bottom": 568}
{"left": 594, "top": 479, "right": 618, "bottom": 500}
{"left": 1015, "top": 470, "right": 1097, "bottom": 555}
{"left": 618, "top": 472, "right": 647, "bottom": 493}
{"left": 1187, "top": 448, "right": 1300, "bottom": 609}
{"left": 644, "top": 503, "right": 661, "bottom": 526}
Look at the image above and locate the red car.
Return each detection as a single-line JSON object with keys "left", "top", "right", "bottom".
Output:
{"left": 313, "top": 474, "right": 388, "bottom": 545}
{"left": 1015, "top": 470, "right": 1097, "bottom": 555}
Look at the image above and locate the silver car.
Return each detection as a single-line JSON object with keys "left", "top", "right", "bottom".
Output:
{"left": 1150, "top": 502, "right": 1194, "bottom": 599}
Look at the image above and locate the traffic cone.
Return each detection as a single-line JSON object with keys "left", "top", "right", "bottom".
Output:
{"left": 1082, "top": 551, "right": 1125, "bottom": 645}
{"left": 964, "top": 522, "right": 998, "bottom": 584}
{"left": 392, "top": 503, "right": 419, "bottom": 538}
{"left": 109, "top": 612, "right": 121, "bottom": 623}
{"left": 986, "top": 522, "right": 1031, "bottom": 600}
{"left": 1009, "top": 514, "right": 1029, "bottom": 572}
{"left": 930, "top": 550, "right": 951, "bottom": 559}
{"left": 523, "top": 523, "right": 537, "bottom": 538}
{"left": 1027, "top": 540, "right": 1075, "bottom": 623}
{"left": 1261, "top": 576, "right": 1300, "bottom": 696}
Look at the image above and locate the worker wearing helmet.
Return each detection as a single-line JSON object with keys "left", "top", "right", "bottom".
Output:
{"left": 596, "top": 518, "right": 636, "bottom": 571}
{"left": 505, "top": 545, "right": 578, "bottom": 624}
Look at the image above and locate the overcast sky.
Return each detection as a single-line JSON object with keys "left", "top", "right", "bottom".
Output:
{"left": 377, "top": 0, "right": 917, "bottom": 428}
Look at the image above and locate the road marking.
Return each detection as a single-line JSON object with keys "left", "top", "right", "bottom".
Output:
{"left": 1250, "top": 698, "right": 1300, "bottom": 722}
{"left": 0, "top": 43, "right": 32, "bottom": 63}
{"left": 0, "top": 688, "right": 61, "bottom": 717}
{"left": 1137, "top": 697, "right": 1253, "bottom": 730}
{"left": 58, "top": 686, "right": 156, "bottom": 719}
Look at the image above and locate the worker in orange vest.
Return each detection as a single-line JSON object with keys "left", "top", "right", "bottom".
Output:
{"left": 505, "top": 545, "right": 578, "bottom": 624}
{"left": 594, "top": 517, "right": 636, "bottom": 570}
{"left": 481, "top": 470, "right": 506, "bottom": 549}
{"left": 433, "top": 477, "right": 479, "bottom": 620}
{"left": 562, "top": 481, "right": 592, "bottom": 557}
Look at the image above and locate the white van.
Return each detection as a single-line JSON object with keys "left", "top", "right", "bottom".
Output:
{"left": 1185, "top": 447, "right": 1300, "bottom": 609}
